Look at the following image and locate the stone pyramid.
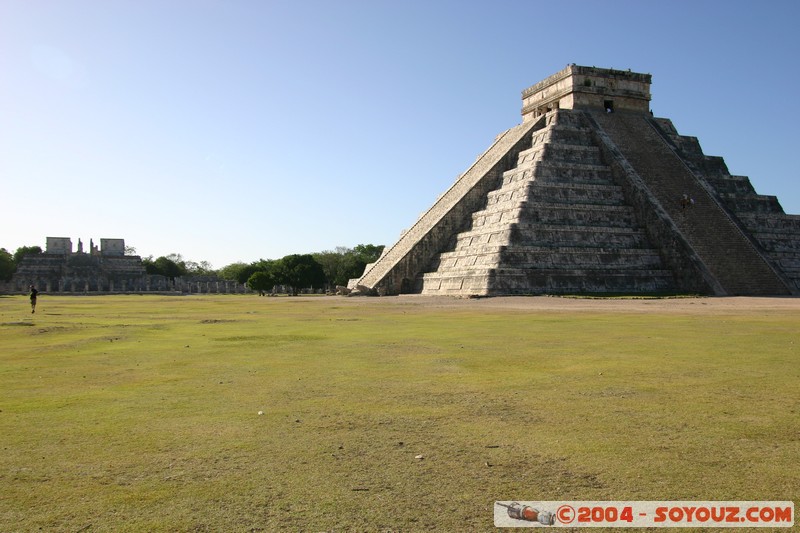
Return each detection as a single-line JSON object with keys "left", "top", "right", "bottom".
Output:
{"left": 352, "top": 65, "right": 800, "bottom": 297}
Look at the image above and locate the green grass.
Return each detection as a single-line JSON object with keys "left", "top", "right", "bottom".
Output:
{"left": 0, "top": 295, "right": 798, "bottom": 531}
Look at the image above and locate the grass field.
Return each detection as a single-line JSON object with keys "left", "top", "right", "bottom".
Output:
{"left": 1, "top": 294, "right": 798, "bottom": 531}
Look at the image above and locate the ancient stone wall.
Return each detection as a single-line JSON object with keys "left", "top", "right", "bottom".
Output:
{"left": 1, "top": 253, "right": 249, "bottom": 295}
{"left": 522, "top": 65, "right": 651, "bottom": 121}
{"left": 101, "top": 239, "right": 125, "bottom": 256}
{"left": 46, "top": 237, "right": 72, "bottom": 254}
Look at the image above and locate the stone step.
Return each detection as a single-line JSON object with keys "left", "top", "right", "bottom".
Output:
{"left": 428, "top": 250, "right": 504, "bottom": 270}
{"left": 498, "top": 168, "right": 537, "bottom": 188}
{"left": 749, "top": 232, "right": 800, "bottom": 252}
{"left": 449, "top": 236, "right": 507, "bottom": 252}
{"left": 498, "top": 246, "right": 665, "bottom": 269}
{"left": 769, "top": 252, "right": 800, "bottom": 269}
{"left": 716, "top": 194, "right": 783, "bottom": 214}
{"left": 698, "top": 156, "right": 730, "bottom": 177}
{"left": 416, "top": 274, "right": 492, "bottom": 294}
{"left": 485, "top": 187, "right": 529, "bottom": 206}
{"left": 450, "top": 225, "right": 512, "bottom": 245}
{"left": 489, "top": 270, "right": 677, "bottom": 294}
{"left": 470, "top": 202, "right": 640, "bottom": 228}
{"left": 529, "top": 182, "right": 626, "bottom": 205}
{"left": 470, "top": 207, "right": 524, "bottom": 227}
{"left": 534, "top": 126, "right": 596, "bottom": 147}
{"left": 485, "top": 181, "right": 627, "bottom": 207}
{"left": 542, "top": 110, "right": 589, "bottom": 129}
{"left": 541, "top": 143, "right": 604, "bottom": 165}
{"left": 430, "top": 245, "right": 664, "bottom": 270}
{"left": 516, "top": 203, "right": 638, "bottom": 227}
{"left": 452, "top": 223, "right": 650, "bottom": 249}
{"left": 739, "top": 214, "right": 800, "bottom": 232}
{"left": 509, "top": 224, "right": 651, "bottom": 248}
{"left": 706, "top": 175, "right": 756, "bottom": 195}
{"left": 516, "top": 143, "right": 604, "bottom": 167}
{"left": 418, "top": 267, "right": 676, "bottom": 295}
{"left": 528, "top": 161, "right": 614, "bottom": 184}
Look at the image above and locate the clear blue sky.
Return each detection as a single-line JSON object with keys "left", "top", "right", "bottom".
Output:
{"left": 2, "top": 0, "right": 798, "bottom": 268}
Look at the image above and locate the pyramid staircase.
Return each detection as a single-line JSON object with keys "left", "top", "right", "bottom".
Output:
{"left": 417, "top": 111, "right": 677, "bottom": 295}
{"left": 649, "top": 118, "right": 800, "bottom": 293}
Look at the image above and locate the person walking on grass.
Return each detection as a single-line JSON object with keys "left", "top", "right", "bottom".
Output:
{"left": 29, "top": 285, "right": 38, "bottom": 314}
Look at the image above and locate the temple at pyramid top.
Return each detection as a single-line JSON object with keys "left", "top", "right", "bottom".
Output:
{"left": 521, "top": 65, "right": 651, "bottom": 120}
{"left": 349, "top": 65, "right": 800, "bottom": 297}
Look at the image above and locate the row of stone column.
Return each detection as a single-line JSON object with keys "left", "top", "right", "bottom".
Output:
{"left": 6, "top": 278, "right": 250, "bottom": 294}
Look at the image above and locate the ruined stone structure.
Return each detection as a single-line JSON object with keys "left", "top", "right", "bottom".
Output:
{"left": 4, "top": 237, "right": 247, "bottom": 294}
{"left": 11, "top": 237, "right": 148, "bottom": 293}
{"left": 352, "top": 65, "right": 799, "bottom": 296}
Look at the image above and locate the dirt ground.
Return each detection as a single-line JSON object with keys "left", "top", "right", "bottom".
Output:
{"left": 336, "top": 294, "right": 800, "bottom": 314}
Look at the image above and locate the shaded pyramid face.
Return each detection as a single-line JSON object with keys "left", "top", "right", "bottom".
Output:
{"left": 354, "top": 67, "right": 799, "bottom": 297}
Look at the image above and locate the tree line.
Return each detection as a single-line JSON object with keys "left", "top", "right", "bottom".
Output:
{"left": 219, "top": 244, "right": 383, "bottom": 295}
{"left": 0, "top": 244, "right": 384, "bottom": 294}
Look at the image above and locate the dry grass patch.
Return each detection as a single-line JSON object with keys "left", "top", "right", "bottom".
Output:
{"left": 0, "top": 294, "right": 798, "bottom": 531}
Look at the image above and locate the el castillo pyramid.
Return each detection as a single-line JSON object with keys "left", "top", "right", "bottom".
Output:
{"left": 351, "top": 65, "right": 800, "bottom": 297}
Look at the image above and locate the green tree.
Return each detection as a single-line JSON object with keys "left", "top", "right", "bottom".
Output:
{"left": 184, "top": 260, "right": 215, "bottom": 276}
{"left": 312, "top": 248, "right": 348, "bottom": 288}
{"left": 238, "top": 264, "right": 260, "bottom": 285}
{"left": 143, "top": 255, "right": 187, "bottom": 280}
{"left": 142, "top": 256, "right": 157, "bottom": 274}
{"left": 233, "top": 259, "right": 276, "bottom": 285}
{"left": 218, "top": 262, "right": 250, "bottom": 282}
{"left": 155, "top": 256, "right": 186, "bottom": 280}
{"left": 313, "top": 244, "right": 385, "bottom": 287}
{"left": 347, "top": 243, "right": 383, "bottom": 284}
{"left": 13, "top": 245, "right": 42, "bottom": 265}
{"left": 247, "top": 270, "right": 277, "bottom": 296}
{"left": 165, "top": 253, "right": 187, "bottom": 274}
{"left": 0, "top": 248, "right": 14, "bottom": 282}
{"left": 353, "top": 244, "right": 384, "bottom": 264}
{"left": 275, "top": 254, "right": 325, "bottom": 295}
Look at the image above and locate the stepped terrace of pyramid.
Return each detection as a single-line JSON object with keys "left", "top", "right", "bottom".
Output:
{"left": 351, "top": 65, "right": 800, "bottom": 297}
